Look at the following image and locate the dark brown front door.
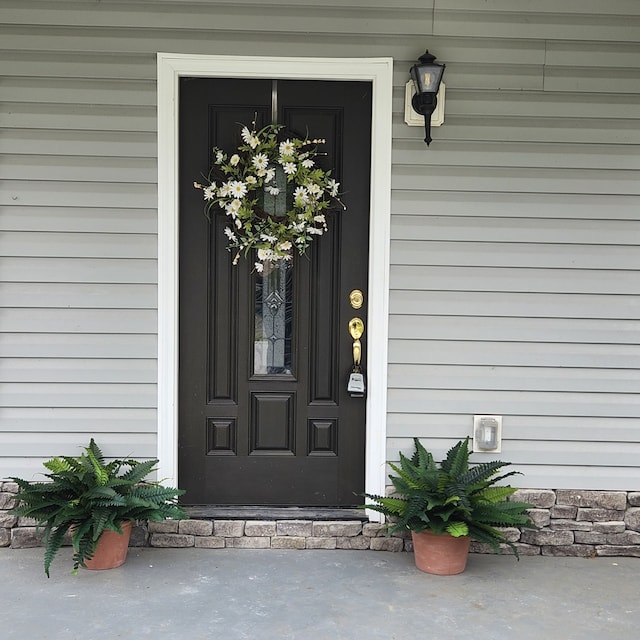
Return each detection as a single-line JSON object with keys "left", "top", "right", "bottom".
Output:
{"left": 178, "top": 78, "right": 372, "bottom": 505}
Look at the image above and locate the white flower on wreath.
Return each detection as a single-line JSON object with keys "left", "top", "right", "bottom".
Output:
{"left": 226, "top": 199, "right": 242, "bottom": 216}
{"left": 252, "top": 153, "right": 269, "bottom": 171}
{"left": 282, "top": 162, "right": 296, "bottom": 175}
{"left": 229, "top": 181, "right": 247, "bottom": 198}
{"left": 293, "top": 186, "right": 309, "bottom": 205}
{"left": 279, "top": 139, "right": 295, "bottom": 156}
{"left": 307, "top": 183, "right": 322, "bottom": 197}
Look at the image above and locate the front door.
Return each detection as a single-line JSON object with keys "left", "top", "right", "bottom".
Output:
{"left": 178, "top": 78, "right": 372, "bottom": 506}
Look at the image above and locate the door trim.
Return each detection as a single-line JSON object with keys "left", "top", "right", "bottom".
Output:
{"left": 157, "top": 53, "right": 392, "bottom": 518}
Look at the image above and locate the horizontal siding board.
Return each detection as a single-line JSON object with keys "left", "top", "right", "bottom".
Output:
{"left": 0, "top": 102, "right": 156, "bottom": 132}
{"left": 504, "top": 466, "right": 640, "bottom": 491}
{"left": 390, "top": 340, "right": 640, "bottom": 369}
{"left": 2, "top": 129, "right": 157, "bottom": 158}
{"left": 391, "top": 191, "right": 640, "bottom": 219}
{"left": 0, "top": 309, "right": 156, "bottom": 333}
{"left": 388, "top": 438, "right": 640, "bottom": 468}
{"left": 434, "top": 10, "right": 640, "bottom": 42}
{"left": 0, "top": 283, "right": 157, "bottom": 309}
{"left": 392, "top": 167, "right": 640, "bottom": 196}
{"left": 438, "top": 1, "right": 640, "bottom": 15}
{"left": 104, "top": 0, "right": 435, "bottom": 8}
{"left": 390, "top": 290, "right": 640, "bottom": 320}
{"left": 0, "top": 25, "right": 426, "bottom": 58}
{"left": 0, "top": 182, "right": 156, "bottom": 209}
{"left": 392, "top": 139, "right": 640, "bottom": 172}
{"left": 391, "top": 216, "right": 640, "bottom": 243}
{"left": 390, "top": 265, "right": 640, "bottom": 295}
{"left": 395, "top": 117, "right": 640, "bottom": 145}
{"left": 0, "top": 50, "right": 156, "bottom": 80}
{"left": 428, "top": 90, "right": 640, "bottom": 122}
{"left": 2, "top": 155, "right": 157, "bottom": 183}
{"left": 0, "top": 431, "right": 156, "bottom": 458}
{"left": 0, "top": 232, "right": 157, "bottom": 259}
{"left": 545, "top": 40, "right": 640, "bottom": 68}
{"left": 544, "top": 67, "right": 640, "bottom": 94}
{"left": 0, "top": 77, "right": 156, "bottom": 106}
{"left": 1, "top": 208, "right": 157, "bottom": 233}
{"left": 0, "top": 358, "right": 157, "bottom": 383}
{"left": 0, "top": 258, "right": 157, "bottom": 284}
{"left": 387, "top": 414, "right": 640, "bottom": 442}
{"left": 1, "top": 4, "right": 432, "bottom": 36}
{"left": 389, "top": 315, "right": 640, "bottom": 345}
{"left": 388, "top": 364, "right": 640, "bottom": 394}
{"left": 0, "top": 334, "right": 157, "bottom": 358}
{"left": 0, "top": 383, "right": 157, "bottom": 408}
{"left": 391, "top": 240, "right": 640, "bottom": 270}
{"left": 387, "top": 389, "right": 640, "bottom": 418}
{"left": 0, "top": 407, "right": 156, "bottom": 433}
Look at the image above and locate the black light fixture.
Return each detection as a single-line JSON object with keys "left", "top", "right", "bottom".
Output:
{"left": 409, "top": 50, "right": 446, "bottom": 146}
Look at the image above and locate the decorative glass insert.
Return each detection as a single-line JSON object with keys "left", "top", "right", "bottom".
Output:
{"left": 254, "top": 260, "right": 293, "bottom": 375}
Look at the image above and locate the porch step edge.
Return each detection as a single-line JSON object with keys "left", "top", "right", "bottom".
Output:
{"left": 184, "top": 506, "right": 369, "bottom": 521}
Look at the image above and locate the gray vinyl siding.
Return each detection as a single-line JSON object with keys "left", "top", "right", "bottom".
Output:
{"left": 1, "top": 0, "right": 639, "bottom": 489}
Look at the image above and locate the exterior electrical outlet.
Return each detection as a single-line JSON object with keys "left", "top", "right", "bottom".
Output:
{"left": 473, "top": 415, "right": 502, "bottom": 453}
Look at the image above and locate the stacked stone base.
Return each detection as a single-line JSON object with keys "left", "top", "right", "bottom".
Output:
{"left": 2, "top": 482, "right": 639, "bottom": 557}
{"left": 147, "top": 519, "right": 404, "bottom": 551}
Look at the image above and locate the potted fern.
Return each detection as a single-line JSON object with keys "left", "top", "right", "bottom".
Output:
{"left": 364, "top": 437, "right": 535, "bottom": 575}
{"left": 10, "top": 438, "right": 187, "bottom": 577}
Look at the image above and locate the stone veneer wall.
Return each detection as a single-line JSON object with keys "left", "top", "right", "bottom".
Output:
{"left": 2, "top": 483, "right": 639, "bottom": 557}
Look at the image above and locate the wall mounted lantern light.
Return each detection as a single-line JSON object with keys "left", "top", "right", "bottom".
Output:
{"left": 409, "top": 50, "right": 446, "bottom": 145}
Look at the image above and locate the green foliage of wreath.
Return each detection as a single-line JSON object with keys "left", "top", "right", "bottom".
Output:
{"left": 194, "top": 122, "right": 345, "bottom": 271}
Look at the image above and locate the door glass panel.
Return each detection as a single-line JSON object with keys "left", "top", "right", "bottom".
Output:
{"left": 254, "top": 260, "right": 294, "bottom": 375}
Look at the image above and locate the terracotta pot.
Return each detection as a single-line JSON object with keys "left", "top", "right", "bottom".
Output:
{"left": 83, "top": 521, "right": 133, "bottom": 571}
{"left": 411, "top": 530, "right": 471, "bottom": 575}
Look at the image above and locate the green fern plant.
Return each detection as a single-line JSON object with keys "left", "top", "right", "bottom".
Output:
{"left": 364, "top": 437, "right": 536, "bottom": 557}
{"left": 10, "top": 438, "right": 187, "bottom": 576}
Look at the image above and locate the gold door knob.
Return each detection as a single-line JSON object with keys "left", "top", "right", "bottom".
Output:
{"left": 349, "top": 317, "right": 365, "bottom": 367}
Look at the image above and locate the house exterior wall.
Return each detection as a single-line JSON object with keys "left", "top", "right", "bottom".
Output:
{"left": 1, "top": 1, "right": 639, "bottom": 499}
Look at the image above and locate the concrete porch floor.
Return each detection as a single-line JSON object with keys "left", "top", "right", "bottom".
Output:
{"left": 1, "top": 547, "right": 637, "bottom": 639}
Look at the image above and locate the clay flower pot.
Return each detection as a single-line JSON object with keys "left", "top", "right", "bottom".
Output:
{"left": 411, "top": 530, "right": 471, "bottom": 575}
{"left": 83, "top": 521, "right": 133, "bottom": 571}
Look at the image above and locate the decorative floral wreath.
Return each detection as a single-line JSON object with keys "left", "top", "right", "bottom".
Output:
{"left": 194, "top": 121, "right": 345, "bottom": 271}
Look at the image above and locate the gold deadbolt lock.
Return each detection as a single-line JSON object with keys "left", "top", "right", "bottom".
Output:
{"left": 349, "top": 289, "right": 364, "bottom": 310}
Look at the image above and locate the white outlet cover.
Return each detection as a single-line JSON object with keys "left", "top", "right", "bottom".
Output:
{"left": 473, "top": 415, "right": 502, "bottom": 453}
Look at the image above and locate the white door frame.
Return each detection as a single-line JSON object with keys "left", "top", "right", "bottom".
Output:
{"left": 156, "top": 53, "right": 392, "bottom": 515}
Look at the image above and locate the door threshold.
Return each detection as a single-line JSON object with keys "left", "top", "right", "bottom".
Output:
{"left": 184, "top": 505, "right": 369, "bottom": 521}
